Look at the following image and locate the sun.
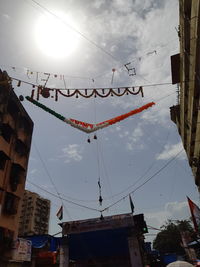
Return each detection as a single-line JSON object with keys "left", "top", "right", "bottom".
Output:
{"left": 34, "top": 12, "right": 80, "bottom": 59}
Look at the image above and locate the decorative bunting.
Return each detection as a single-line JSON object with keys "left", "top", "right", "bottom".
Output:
{"left": 55, "top": 86, "right": 144, "bottom": 100}
{"left": 26, "top": 96, "right": 155, "bottom": 133}
{"left": 31, "top": 86, "right": 144, "bottom": 100}
{"left": 13, "top": 76, "right": 144, "bottom": 100}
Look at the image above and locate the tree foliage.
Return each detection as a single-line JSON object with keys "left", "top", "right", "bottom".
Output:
{"left": 153, "top": 220, "right": 194, "bottom": 254}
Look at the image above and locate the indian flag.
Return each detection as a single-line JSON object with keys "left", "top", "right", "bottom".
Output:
{"left": 187, "top": 197, "right": 200, "bottom": 232}
{"left": 56, "top": 205, "right": 63, "bottom": 220}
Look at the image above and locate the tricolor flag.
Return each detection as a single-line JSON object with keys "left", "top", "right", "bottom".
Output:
{"left": 129, "top": 194, "right": 134, "bottom": 214}
{"left": 187, "top": 197, "right": 200, "bottom": 232}
{"left": 56, "top": 205, "right": 63, "bottom": 221}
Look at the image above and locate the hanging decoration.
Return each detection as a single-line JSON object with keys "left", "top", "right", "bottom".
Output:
{"left": 26, "top": 96, "right": 155, "bottom": 133}
{"left": 124, "top": 63, "right": 136, "bottom": 76}
{"left": 55, "top": 86, "right": 144, "bottom": 100}
{"left": 13, "top": 74, "right": 144, "bottom": 99}
{"left": 4, "top": 46, "right": 159, "bottom": 82}
{"left": 111, "top": 68, "right": 116, "bottom": 84}
{"left": 98, "top": 179, "right": 103, "bottom": 206}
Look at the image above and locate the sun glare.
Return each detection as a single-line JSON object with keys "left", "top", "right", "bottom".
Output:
{"left": 34, "top": 12, "right": 80, "bottom": 58}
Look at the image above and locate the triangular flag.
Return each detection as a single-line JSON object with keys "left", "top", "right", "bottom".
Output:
{"left": 129, "top": 194, "right": 134, "bottom": 213}
{"left": 187, "top": 197, "right": 200, "bottom": 232}
{"left": 56, "top": 205, "right": 63, "bottom": 220}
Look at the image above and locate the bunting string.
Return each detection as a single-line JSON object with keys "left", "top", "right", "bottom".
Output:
{"left": 56, "top": 86, "right": 144, "bottom": 100}
{"left": 12, "top": 76, "right": 145, "bottom": 99}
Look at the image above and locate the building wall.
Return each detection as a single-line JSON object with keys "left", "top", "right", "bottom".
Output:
{"left": 18, "top": 190, "right": 50, "bottom": 236}
{"left": 170, "top": 0, "right": 200, "bottom": 188}
{"left": 0, "top": 70, "right": 33, "bottom": 257}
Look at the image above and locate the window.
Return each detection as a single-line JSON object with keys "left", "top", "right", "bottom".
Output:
{"left": 7, "top": 99, "right": 19, "bottom": 120}
{"left": 15, "top": 139, "right": 28, "bottom": 157}
{"left": 19, "top": 117, "right": 32, "bottom": 134}
{"left": 0, "top": 151, "right": 10, "bottom": 170}
{"left": 0, "top": 123, "right": 13, "bottom": 143}
{"left": 0, "top": 227, "right": 14, "bottom": 248}
{"left": 9, "top": 163, "right": 24, "bottom": 192}
{"left": 3, "top": 193, "right": 19, "bottom": 215}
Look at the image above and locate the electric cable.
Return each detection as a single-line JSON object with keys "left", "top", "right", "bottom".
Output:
{"left": 11, "top": 76, "right": 175, "bottom": 90}
{"left": 109, "top": 130, "right": 170, "bottom": 199}
{"left": 33, "top": 142, "right": 72, "bottom": 219}
{"left": 100, "top": 149, "right": 184, "bottom": 212}
{"left": 27, "top": 180, "right": 100, "bottom": 212}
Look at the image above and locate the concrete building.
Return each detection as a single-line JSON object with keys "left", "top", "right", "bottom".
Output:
{"left": 0, "top": 70, "right": 33, "bottom": 260}
{"left": 18, "top": 190, "right": 50, "bottom": 236}
{"left": 170, "top": 0, "right": 200, "bottom": 189}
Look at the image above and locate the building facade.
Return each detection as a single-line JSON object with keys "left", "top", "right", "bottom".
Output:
{"left": 0, "top": 69, "right": 33, "bottom": 259}
{"left": 170, "top": 0, "right": 200, "bottom": 189}
{"left": 18, "top": 190, "right": 50, "bottom": 236}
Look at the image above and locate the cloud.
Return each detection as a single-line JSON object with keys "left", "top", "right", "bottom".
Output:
{"left": 126, "top": 124, "right": 144, "bottom": 150}
{"left": 146, "top": 201, "right": 190, "bottom": 227}
{"left": 2, "top": 14, "right": 10, "bottom": 20}
{"left": 29, "top": 169, "right": 37, "bottom": 175}
{"left": 156, "top": 142, "right": 186, "bottom": 160}
{"left": 145, "top": 200, "right": 191, "bottom": 242}
{"left": 61, "top": 144, "right": 83, "bottom": 163}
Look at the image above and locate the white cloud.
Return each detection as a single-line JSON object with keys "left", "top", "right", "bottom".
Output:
{"left": 126, "top": 124, "right": 144, "bottom": 150}
{"left": 146, "top": 201, "right": 190, "bottom": 227}
{"left": 145, "top": 200, "right": 191, "bottom": 242}
{"left": 29, "top": 169, "right": 37, "bottom": 175}
{"left": 2, "top": 14, "right": 10, "bottom": 20}
{"left": 61, "top": 144, "right": 83, "bottom": 163}
{"left": 119, "top": 130, "right": 129, "bottom": 138}
{"left": 156, "top": 142, "right": 186, "bottom": 160}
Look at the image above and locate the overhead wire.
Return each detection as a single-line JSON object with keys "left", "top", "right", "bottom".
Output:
{"left": 100, "top": 149, "right": 184, "bottom": 212}
{"left": 24, "top": 76, "right": 181, "bottom": 212}
{"left": 33, "top": 142, "right": 72, "bottom": 219}
{"left": 28, "top": 140, "right": 184, "bottom": 213}
{"left": 3, "top": 63, "right": 92, "bottom": 80}
{"left": 29, "top": 90, "right": 176, "bottom": 206}
{"left": 27, "top": 180, "right": 100, "bottom": 212}
{"left": 11, "top": 76, "right": 174, "bottom": 90}
{"left": 109, "top": 130, "right": 171, "bottom": 199}
{"left": 3, "top": 34, "right": 178, "bottom": 84}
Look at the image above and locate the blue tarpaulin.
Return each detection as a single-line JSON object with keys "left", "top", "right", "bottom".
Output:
{"left": 25, "top": 235, "right": 61, "bottom": 251}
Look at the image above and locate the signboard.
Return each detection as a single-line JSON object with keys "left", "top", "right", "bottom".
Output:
{"left": 12, "top": 238, "right": 32, "bottom": 262}
{"left": 62, "top": 213, "right": 134, "bottom": 235}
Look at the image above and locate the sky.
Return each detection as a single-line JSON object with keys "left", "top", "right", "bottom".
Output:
{"left": 1, "top": 0, "right": 199, "bottom": 243}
